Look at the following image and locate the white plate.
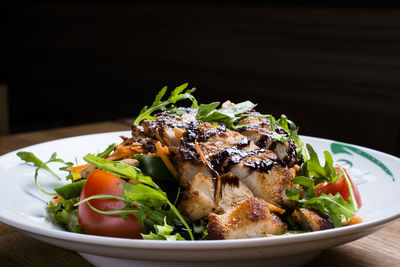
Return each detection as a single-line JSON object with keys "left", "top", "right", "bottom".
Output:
{"left": 0, "top": 131, "right": 399, "bottom": 267}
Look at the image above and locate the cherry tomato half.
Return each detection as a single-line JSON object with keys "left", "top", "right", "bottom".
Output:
{"left": 315, "top": 167, "right": 362, "bottom": 207}
{"left": 78, "top": 169, "right": 145, "bottom": 238}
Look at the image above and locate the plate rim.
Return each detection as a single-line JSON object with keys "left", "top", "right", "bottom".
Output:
{"left": 0, "top": 131, "right": 399, "bottom": 250}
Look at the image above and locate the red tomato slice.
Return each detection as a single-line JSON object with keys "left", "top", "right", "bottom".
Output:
{"left": 78, "top": 169, "right": 145, "bottom": 238}
{"left": 315, "top": 167, "right": 362, "bottom": 207}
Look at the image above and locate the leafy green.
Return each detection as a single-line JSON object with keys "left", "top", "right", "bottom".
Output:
{"left": 134, "top": 154, "right": 180, "bottom": 201}
{"left": 196, "top": 101, "right": 257, "bottom": 128}
{"left": 298, "top": 144, "right": 338, "bottom": 185}
{"left": 78, "top": 154, "right": 194, "bottom": 240}
{"left": 123, "top": 183, "right": 168, "bottom": 208}
{"left": 142, "top": 218, "right": 185, "bottom": 241}
{"left": 274, "top": 115, "right": 307, "bottom": 160}
{"left": 96, "top": 143, "right": 117, "bottom": 158}
{"left": 17, "top": 152, "right": 73, "bottom": 195}
{"left": 133, "top": 83, "right": 198, "bottom": 126}
{"left": 54, "top": 179, "right": 86, "bottom": 200}
{"left": 289, "top": 145, "right": 359, "bottom": 227}
{"left": 299, "top": 193, "right": 358, "bottom": 227}
{"left": 47, "top": 197, "right": 81, "bottom": 233}
{"left": 196, "top": 103, "right": 306, "bottom": 160}
{"left": 292, "top": 176, "right": 316, "bottom": 199}
{"left": 247, "top": 114, "right": 306, "bottom": 160}
{"left": 285, "top": 188, "right": 301, "bottom": 201}
{"left": 134, "top": 154, "right": 176, "bottom": 182}
{"left": 83, "top": 153, "right": 157, "bottom": 189}
{"left": 193, "top": 219, "right": 208, "bottom": 240}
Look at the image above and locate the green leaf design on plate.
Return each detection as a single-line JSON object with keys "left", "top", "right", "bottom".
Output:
{"left": 330, "top": 142, "right": 395, "bottom": 182}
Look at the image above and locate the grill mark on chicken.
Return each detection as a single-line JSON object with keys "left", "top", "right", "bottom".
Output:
{"left": 235, "top": 114, "right": 299, "bottom": 167}
{"left": 132, "top": 111, "right": 297, "bottom": 204}
{"left": 243, "top": 154, "right": 286, "bottom": 173}
{"left": 209, "top": 146, "right": 285, "bottom": 175}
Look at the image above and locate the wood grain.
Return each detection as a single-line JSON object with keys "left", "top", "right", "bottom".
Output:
{"left": 0, "top": 121, "right": 399, "bottom": 266}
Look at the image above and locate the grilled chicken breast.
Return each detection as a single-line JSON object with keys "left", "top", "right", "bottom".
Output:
{"left": 178, "top": 172, "right": 254, "bottom": 221}
{"left": 207, "top": 198, "right": 287, "bottom": 239}
{"left": 126, "top": 108, "right": 302, "bottom": 239}
{"left": 293, "top": 208, "right": 334, "bottom": 231}
{"left": 235, "top": 113, "right": 299, "bottom": 167}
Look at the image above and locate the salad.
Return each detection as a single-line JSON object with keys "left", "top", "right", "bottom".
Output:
{"left": 18, "top": 84, "right": 362, "bottom": 240}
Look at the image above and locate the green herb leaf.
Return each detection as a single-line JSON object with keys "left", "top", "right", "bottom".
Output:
{"left": 299, "top": 193, "right": 358, "bottom": 227}
{"left": 96, "top": 143, "right": 117, "bottom": 158}
{"left": 141, "top": 218, "right": 185, "bottom": 241}
{"left": 299, "top": 144, "right": 337, "bottom": 184}
{"left": 83, "top": 154, "right": 158, "bottom": 188}
{"left": 196, "top": 100, "right": 257, "bottom": 127}
{"left": 123, "top": 183, "right": 168, "bottom": 208}
{"left": 134, "top": 154, "right": 176, "bottom": 182}
{"left": 133, "top": 84, "right": 198, "bottom": 126}
{"left": 275, "top": 115, "right": 307, "bottom": 160}
{"left": 292, "top": 176, "right": 316, "bottom": 199}
{"left": 285, "top": 188, "right": 301, "bottom": 201}
{"left": 195, "top": 102, "right": 220, "bottom": 121}
{"left": 47, "top": 197, "right": 81, "bottom": 233}
{"left": 54, "top": 180, "right": 86, "bottom": 200}
{"left": 17, "top": 151, "right": 73, "bottom": 195}
{"left": 17, "top": 151, "right": 61, "bottom": 180}
{"left": 79, "top": 154, "right": 194, "bottom": 240}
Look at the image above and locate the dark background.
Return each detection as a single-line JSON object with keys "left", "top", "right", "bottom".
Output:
{"left": 1, "top": 2, "right": 399, "bottom": 156}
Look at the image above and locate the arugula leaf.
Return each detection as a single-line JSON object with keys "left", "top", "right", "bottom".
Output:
{"left": 54, "top": 179, "right": 86, "bottom": 200}
{"left": 196, "top": 100, "right": 257, "bottom": 128}
{"left": 133, "top": 84, "right": 198, "bottom": 126}
{"left": 299, "top": 144, "right": 337, "bottom": 184}
{"left": 96, "top": 143, "right": 117, "bottom": 158}
{"left": 141, "top": 218, "right": 185, "bottom": 241}
{"left": 17, "top": 151, "right": 73, "bottom": 195}
{"left": 299, "top": 193, "right": 358, "bottom": 227}
{"left": 193, "top": 219, "right": 208, "bottom": 240}
{"left": 123, "top": 183, "right": 168, "bottom": 208}
{"left": 275, "top": 115, "right": 307, "bottom": 160}
{"left": 195, "top": 102, "right": 220, "bottom": 121}
{"left": 17, "top": 151, "right": 69, "bottom": 180}
{"left": 285, "top": 188, "right": 301, "bottom": 201}
{"left": 83, "top": 153, "right": 158, "bottom": 189}
{"left": 134, "top": 154, "right": 176, "bottom": 182}
{"left": 292, "top": 176, "right": 316, "bottom": 199}
{"left": 290, "top": 145, "right": 359, "bottom": 227}
{"left": 79, "top": 154, "right": 194, "bottom": 240}
{"left": 47, "top": 197, "right": 81, "bottom": 233}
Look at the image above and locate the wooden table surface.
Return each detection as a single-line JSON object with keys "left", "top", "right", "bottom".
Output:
{"left": 0, "top": 120, "right": 399, "bottom": 266}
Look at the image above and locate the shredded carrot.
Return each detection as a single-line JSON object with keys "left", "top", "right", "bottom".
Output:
{"left": 130, "top": 146, "right": 145, "bottom": 153}
{"left": 344, "top": 216, "right": 363, "bottom": 226}
{"left": 107, "top": 146, "right": 134, "bottom": 160}
{"left": 194, "top": 139, "right": 207, "bottom": 164}
{"left": 155, "top": 141, "right": 178, "bottom": 178}
{"left": 194, "top": 139, "right": 221, "bottom": 207}
{"left": 51, "top": 194, "right": 62, "bottom": 204}
{"left": 289, "top": 164, "right": 301, "bottom": 176}
{"left": 67, "top": 164, "right": 89, "bottom": 172}
{"left": 266, "top": 202, "right": 286, "bottom": 214}
{"left": 291, "top": 209, "right": 301, "bottom": 221}
{"left": 67, "top": 164, "right": 89, "bottom": 181}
